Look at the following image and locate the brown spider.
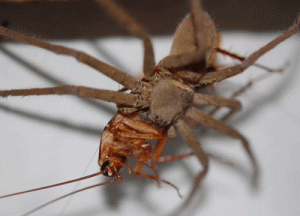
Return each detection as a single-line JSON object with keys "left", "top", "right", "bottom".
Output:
{"left": 0, "top": 0, "right": 299, "bottom": 215}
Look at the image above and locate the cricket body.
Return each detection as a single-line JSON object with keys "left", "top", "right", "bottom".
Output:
{"left": 0, "top": 0, "right": 299, "bottom": 215}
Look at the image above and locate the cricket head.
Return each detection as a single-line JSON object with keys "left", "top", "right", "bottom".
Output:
{"left": 98, "top": 129, "right": 127, "bottom": 177}
{"left": 99, "top": 154, "right": 127, "bottom": 177}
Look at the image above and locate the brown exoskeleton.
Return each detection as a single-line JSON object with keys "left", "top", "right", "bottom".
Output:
{"left": 0, "top": 0, "right": 299, "bottom": 215}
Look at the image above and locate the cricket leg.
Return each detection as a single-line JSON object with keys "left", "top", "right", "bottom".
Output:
{"left": 157, "top": 152, "right": 234, "bottom": 166}
{"left": 216, "top": 47, "right": 286, "bottom": 73}
{"left": 131, "top": 172, "right": 182, "bottom": 197}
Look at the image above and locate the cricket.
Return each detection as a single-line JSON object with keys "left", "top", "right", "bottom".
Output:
{"left": 0, "top": 0, "right": 299, "bottom": 215}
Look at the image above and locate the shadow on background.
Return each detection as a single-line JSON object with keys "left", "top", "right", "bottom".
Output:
{"left": 0, "top": 0, "right": 299, "bottom": 40}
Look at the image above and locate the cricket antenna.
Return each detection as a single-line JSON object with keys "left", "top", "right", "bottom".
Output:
{"left": 22, "top": 175, "right": 122, "bottom": 216}
{"left": 0, "top": 171, "right": 107, "bottom": 199}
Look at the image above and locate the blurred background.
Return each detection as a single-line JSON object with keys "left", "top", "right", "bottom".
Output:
{"left": 0, "top": 0, "right": 299, "bottom": 40}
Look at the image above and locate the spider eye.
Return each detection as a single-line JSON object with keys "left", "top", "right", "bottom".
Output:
{"left": 101, "top": 160, "right": 111, "bottom": 177}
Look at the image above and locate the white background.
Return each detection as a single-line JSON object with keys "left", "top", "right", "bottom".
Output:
{"left": 0, "top": 18, "right": 300, "bottom": 216}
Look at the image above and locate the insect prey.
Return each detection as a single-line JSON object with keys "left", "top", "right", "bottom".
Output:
{"left": 0, "top": 0, "right": 299, "bottom": 215}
